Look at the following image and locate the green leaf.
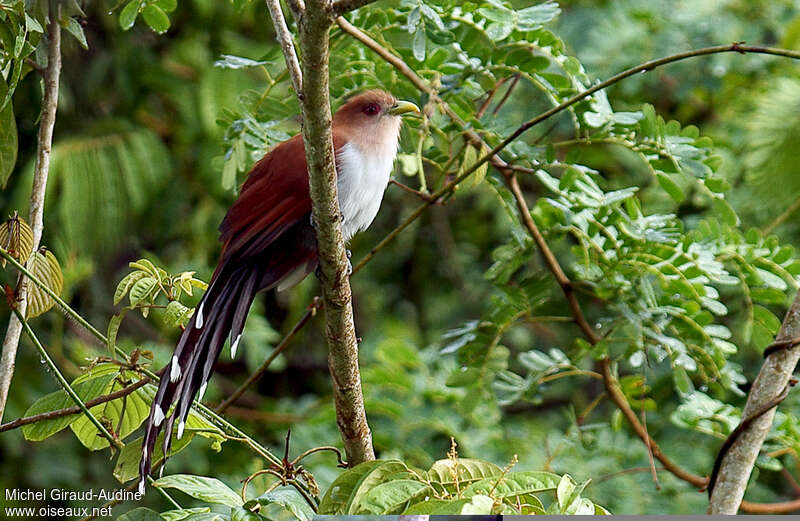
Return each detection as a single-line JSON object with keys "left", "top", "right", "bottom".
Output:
{"left": 164, "top": 300, "right": 193, "bottom": 327}
{"left": 412, "top": 24, "right": 426, "bottom": 61}
{"left": 230, "top": 507, "right": 262, "bottom": 521}
{"left": 141, "top": 5, "right": 170, "bottom": 34}
{"left": 656, "top": 172, "right": 685, "bottom": 203}
{"left": 113, "top": 427, "right": 194, "bottom": 483}
{"left": 244, "top": 487, "right": 314, "bottom": 521}
{"left": 155, "top": 0, "right": 178, "bottom": 12}
{"left": 160, "top": 508, "right": 212, "bottom": 521}
{"left": 116, "top": 507, "right": 162, "bottom": 521}
{"left": 154, "top": 474, "right": 243, "bottom": 507}
{"left": 22, "top": 373, "right": 116, "bottom": 441}
{"left": 426, "top": 458, "right": 502, "bottom": 489}
{"left": 358, "top": 480, "right": 431, "bottom": 514}
{"left": 63, "top": 17, "right": 88, "bottom": 49}
{"left": 26, "top": 248, "right": 64, "bottom": 318}
{"left": 318, "top": 460, "right": 409, "bottom": 514}
{"left": 403, "top": 498, "right": 471, "bottom": 515}
{"left": 712, "top": 197, "right": 739, "bottom": 226}
{"left": 0, "top": 80, "right": 17, "bottom": 188}
{"left": 0, "top": 214, "right": 33, "bottom": 265}
{"left": 462, "top": 470, "right": 561, "bottom": 499}
{"left": 517, "top": 2, "right": 561, "bottom": 28}
{"left": 129, "top": 276, "right": 158, "bottom": 306}
{"left": 119, "top": 0, "right": 140, "bottom": 30}
{"left": 70, "top": 376, "right": 152, "bottom": 450}
{"left": 114, "top": 270, "right": 148, "bottom": 305}
{"left": 214, "top": 54, "right": 269, "bottom": 70}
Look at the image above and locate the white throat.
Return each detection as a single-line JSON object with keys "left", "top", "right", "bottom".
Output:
{"left": 335, "top": 135, "right": 399, "bottom": 241}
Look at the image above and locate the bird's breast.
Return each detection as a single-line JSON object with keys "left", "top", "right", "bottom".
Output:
{"left": 335, "top": 141, "right": 395, "bottom": 241}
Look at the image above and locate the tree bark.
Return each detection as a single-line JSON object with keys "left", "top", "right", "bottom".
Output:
{"left": 709, "top": 292, "right": 800, "bottom": 513}
{"left": 0, "top": 12, "right": 61, "bottom": 421}
{"left": 267, "top": 0, "right": 374, "bottom": 465}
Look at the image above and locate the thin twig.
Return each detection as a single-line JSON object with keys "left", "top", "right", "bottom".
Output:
{"left": 476, "top": 76, "right": 508, "bottom": 119}
{"left": 217, "top": 298, "right": 321, "bottom": 413}
{"left": 763, "top": 195, "right": 800, "bottom": 235}
{"left": 0, "top": 378, "right": 149, "bottom": 432}
{"left": 0, "top": 10, "right": 61, "bottom": 422}
{"left": 389, "top": 179, "right": 435, "bottom": 202}
{"left": 492, "top": 73, "right": 520, "bottom": 116}
{"left": 265, "top": 0, "right": 303, "bottom": 96}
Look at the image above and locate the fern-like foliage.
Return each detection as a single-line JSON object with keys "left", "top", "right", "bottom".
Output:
{"left": 44, "top": 122, "right": 171, "bottom": 258}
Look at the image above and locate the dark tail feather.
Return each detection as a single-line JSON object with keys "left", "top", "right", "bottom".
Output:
{"left": 137, "top": 264, "right": 260, "bottom": 492}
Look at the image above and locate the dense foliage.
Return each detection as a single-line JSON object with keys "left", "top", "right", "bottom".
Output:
{"left": 2, "top": 0, "right": 800, "bottom": 517}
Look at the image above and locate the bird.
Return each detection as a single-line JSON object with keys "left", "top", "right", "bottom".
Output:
{"left": 137, "top": 90, "right": 420, "bottom": 492}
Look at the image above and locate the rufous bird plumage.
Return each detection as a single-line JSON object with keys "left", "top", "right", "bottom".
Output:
{"left": 138, "top": 90, "right": 419, "bottom": 491}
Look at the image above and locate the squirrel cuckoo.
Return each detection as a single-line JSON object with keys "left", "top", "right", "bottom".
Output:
{"left": 138, "top": 90, "right": 419, "bottom": 491}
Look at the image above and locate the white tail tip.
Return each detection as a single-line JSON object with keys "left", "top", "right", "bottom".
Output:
{"left": 170, "top": 355, "right": 181, "bottom": 382}
{"left": 138, "top": 479, "right": 146, "bottom": 495}
{"left": 177, "top": 420, "right": 185, "bottom": 440}
{"left": 195, "top": 301, "right": 204, "bottom": 329}
{"left": 198, "top": 381, "right": 208, "bottom": 401}
{"left": 231, "top": 334, "right": 241, "bottom": 358}
{"left": 153, "top": 405, "right": 165, "bottom": 426}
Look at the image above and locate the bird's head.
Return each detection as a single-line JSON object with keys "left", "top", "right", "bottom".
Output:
{"left": 333, "top": 89, "right": 420, "bottom": 151}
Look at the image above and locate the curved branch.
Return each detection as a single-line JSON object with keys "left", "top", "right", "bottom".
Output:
{"left": 710, "top": 293, "right": 800, "bottom": 513}
{"left": 0, "top": 378, "right": 149, "bottom": 433}
{"left": 0, "top": 11, "right": 61, "bottom": 422}
{"left": 265, "top": 0, "right": 303, "bottom": 96}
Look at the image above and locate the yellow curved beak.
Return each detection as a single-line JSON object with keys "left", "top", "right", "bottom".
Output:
{"left": 389, "top": 100, "right": 421, "bottom": 116}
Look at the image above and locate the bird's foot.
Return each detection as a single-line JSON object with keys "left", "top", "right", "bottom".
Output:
{"left": 345, "top": 250, "right": 353, "bottom": 275}
{"left": 309, "top": 211, "right": 317, "bottom": 229}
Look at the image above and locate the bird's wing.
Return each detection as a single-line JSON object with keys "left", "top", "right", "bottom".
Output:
{"left": 218, "top": 133, "right": 312, "bottom": 263}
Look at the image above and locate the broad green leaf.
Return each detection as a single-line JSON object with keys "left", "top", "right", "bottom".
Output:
{"left": 164, "top": 300, "right": 192, "bottom": 327}
{"left": 0, "top": 213, "right": 33, "bottom": 265}
{"left": 113, "top": 428, "right": 194, "bottom": 483}
{"left": 462, "top": 470, "right": 561, "bottom": 499}
{"left": 70, "top": 375, "right": 152, "bottom": 450}
{"left": 63, "top": 17, "right": 88, "bottom": 49}
{"left": 244, "top": 487, "right": 314, "bottom": 521}
{"left": 155, "top": 0, "right": 178, "bottom": 12}
{"left": 0, "top": 79, "right": 17, "bottom": 188}
{"left": 214, "top": 54, "right": 268, "bottom": 70}
{"left": 141, "top": 5, "right": 169, "bottom": 34}
{"left": 403, "top": 498, "right": 471, "bottom": 515}
{"left": 129, "top": 276, "right": 158, "bottom": 306}
{"left": 358, "top": 479, "right": 431, "bottom": 514}
{"left": 22, "top": 373, "right": 116, "bottom": 441}
{"left": 116, "top": 507, "right": 162, "bottom": 521}
{"left": 230, "top": 507, "right": 262, "bottom": 521}
{"left": 412, "top": 24, "right": 426, "bottom": 61}
{"left": 114, "top": 270, "right": 148, "bottom": 305}
{"left": 119, "top": 0, "right": 140, "bottom": 30}
{"left": 426, "top": 458, "right": 502, "bottom": 490}
{"left": 318, "top": 460, "right": 409, "bottom": 514}
{"left": 656, "top": 172, "right": 684, "bottom": 203}
{"left": 160, "top": 508, "right": 212, "bottom": 521}
{"left": 26, "top": 248, "right": 64, "bottom": 318}
{"left": 712, "top": 197, "right": 739, "bottom": 226}
{"left": 154, "top": 474, "right": 243, "bottom": 507}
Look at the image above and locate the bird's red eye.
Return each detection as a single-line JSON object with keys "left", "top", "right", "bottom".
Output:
{"left": 362, "top": 103, "right": 380, "bottom": 116}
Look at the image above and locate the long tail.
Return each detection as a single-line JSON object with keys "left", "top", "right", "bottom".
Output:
{"left": 137, "top": 264, "right": 260, "bottom": 492}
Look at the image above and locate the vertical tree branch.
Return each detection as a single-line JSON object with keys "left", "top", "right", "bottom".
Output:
{"left": 267, "top": 0, "right": 374, "bottom": 464}
{"left": 265, "top": 0, "right": 303, "bottom": 96}
{"left": 0, "top": 12, "right": 61, "bottom": 421}
{"left": 709, "top": 292, "right": 800, "bottom": 513}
